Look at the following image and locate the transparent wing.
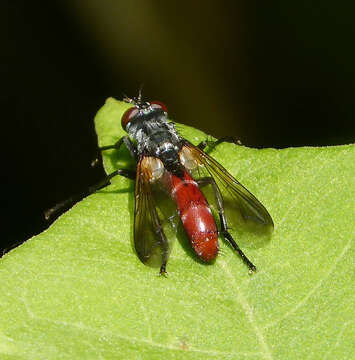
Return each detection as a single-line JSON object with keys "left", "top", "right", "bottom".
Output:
{"left": 134, "top": 158, "right": 177, "bottom": 269}
{"left": 183, "top": 141, "right": 274, "bottom": 227}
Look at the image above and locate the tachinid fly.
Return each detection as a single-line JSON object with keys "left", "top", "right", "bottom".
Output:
{"left": 46, "top": 92, "right": 274, "bottom": 275}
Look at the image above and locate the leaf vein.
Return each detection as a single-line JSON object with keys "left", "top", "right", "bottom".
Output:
{"left": 219, "top": 260, "right": 274, "bottom": 360}
{"left": 263, "top": 236, "right": 353, "bottom": 330}
{"left": 33, "top": 316, "right": 259, "bottom": 357}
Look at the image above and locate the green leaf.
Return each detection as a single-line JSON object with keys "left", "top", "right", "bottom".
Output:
{"left": 0, "top": 97, "right": 354, "bottom": 359}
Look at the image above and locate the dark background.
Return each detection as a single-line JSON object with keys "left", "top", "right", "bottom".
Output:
{"left": 1, "top": 0, "right": 354, "bottom": 253}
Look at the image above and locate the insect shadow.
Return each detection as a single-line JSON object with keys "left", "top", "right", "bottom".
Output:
{"left": 222, "top": 205, "right": 273, "bottom": 251}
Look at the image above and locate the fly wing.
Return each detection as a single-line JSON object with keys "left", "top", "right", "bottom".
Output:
{"left": 182, "top": 141, "right": 274, "bottom": 227}
{"left": 134, "top": 157, "right": 177, "bottom": 268}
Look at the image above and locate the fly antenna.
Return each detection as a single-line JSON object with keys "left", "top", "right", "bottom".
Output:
{"left": 122, "top": 92, "right": 134, "bottom": 104}
{"left": 122, "top": 83, "right": 144, "bottom": 105}
{"left": 137, "top": 83, "right": 144, "bottom": 103}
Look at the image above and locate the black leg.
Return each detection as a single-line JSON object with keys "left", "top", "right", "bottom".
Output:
{"left": 213, "top": 136, "right": 242, "bottom": 147}
{"left": 197, "top": 139, "right": 209, "bottom": 151}
{"left": 100, "top": 136, "right": 137, "bottom": 158}
{"left": 197, "top": 136, "right": 242, "bottom": 151}
{"left": 45, "top": 168, "right": 136, "bottom": 220}
{"left": 99, "top": 137, "right": 124, "bottom": 151}
{"left": 148, "top": 203, "right": 169, "bottom": 276}
{"left": 159, "top": 236, "right": 169, "bottom": 275}
{"left": 159, "top": 262, "right": 167, "bottom": 276}
{"left": 92, "top": 136, "right": 137, "bottom": 166}
{"left": 122, "top": 137, "right": 138, "bottom": 159}
{"left": 197, "top": 176, "right": 256, "bottom": 272}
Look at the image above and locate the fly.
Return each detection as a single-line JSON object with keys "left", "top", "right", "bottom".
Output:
{"left": 46, "top": 92, "right": 274, "bottom": 275}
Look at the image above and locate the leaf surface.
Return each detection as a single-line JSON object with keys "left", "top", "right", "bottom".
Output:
{"left": 0, "top": 98, "right": 353, "bottom": 359}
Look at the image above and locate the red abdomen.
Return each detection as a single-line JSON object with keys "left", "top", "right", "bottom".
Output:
{"left": 171, "top": 170, "right": 218, "bottom": 261}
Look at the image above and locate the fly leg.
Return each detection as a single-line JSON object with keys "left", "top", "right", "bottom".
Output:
{"left": 49, "top": 135, "right": 137, "bottom": 218}
{"left": 92, "top": 136, "right": 137, "bottom": 166}
{"left": 100, "top": 136, "right": 137, "bottom": 159}
{"left": 197, "top": 136, "right": 241, "bottom": 151}
{"left": 149, "top": 206, "right": 169, "bottom": 276}
{"left": 197, "top": 177, "right": 257, "bottom": 273}
{"left": 45, "top": 168, "right": 136, "bottom": 220}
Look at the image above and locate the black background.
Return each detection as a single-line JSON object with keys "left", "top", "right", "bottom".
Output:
{"left": 1, "top": 1, "right": 354, "bottom": 253}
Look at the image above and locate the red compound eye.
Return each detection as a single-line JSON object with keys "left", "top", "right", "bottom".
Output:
{"left": 150, "top": 100, "right": 168, "bottom": 113}
{"left": 121, "top": 107, "right": 138, "bottom": 130}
